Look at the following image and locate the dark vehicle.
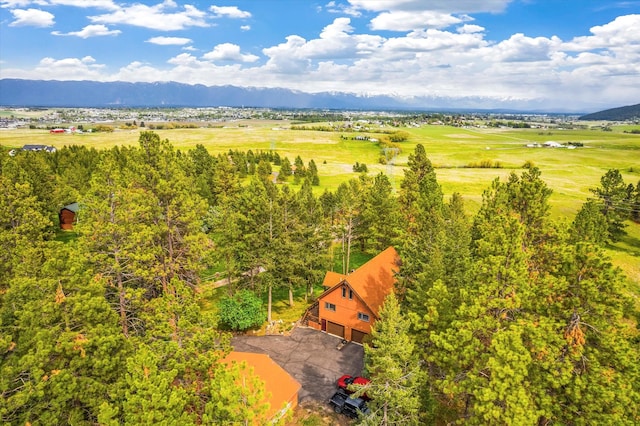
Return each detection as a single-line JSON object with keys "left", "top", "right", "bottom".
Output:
{"left": 329, "top": 389, "right": 370, "bottom": 419}
{"left": 337, "top": 374, "right": 371, "bottom": 400}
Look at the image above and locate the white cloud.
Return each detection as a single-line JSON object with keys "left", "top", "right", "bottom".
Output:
{"left": 89, "top": 1, "right": 208, "bottom": 31}
{"left": 9, "top": 8, "right": 54, "bottom": 27}
{"left": 45, "top": 0, "right": 118, "bottom": 9}
{"left": 458, "top": 24, "right": 484, "bottom": 34}
{"left": 209, "top": 5, "right": 251, "bottom": 19}
{"left": 347, "top": 0, "right": 511, "bottom": 14}
{"left": 240, "top": 25, "right": 251, "bottom": 31}
{"left": 369, "top": 10, "right": 467, "bottom": 31}
{"left": 28, "top": 56, "right": 106, "bottom": 80}
{"left": 1, "top": 0, "right": 118, "bottom": 9}
{"left": 147, "top": 36, "right": 192, "bottom": 45}
{"left": 325, "top": 1, "right": 361, "bottom": 17}
{"left": 52, "top": 24, "right": 121, "bottom": 38}
{"left": 562, "top": 14, "right": 640, "bottom": 51}
{"left": 202, "top": 43, "right": 259, "bottom": 63}
{"left": 262, "top": 35, "right": 311, "bottom": 73}
{"left": 493, "top": 33, "right": 561, "bottom": 62}
{"left": 0, "top": 0, "right": 33, "bottom": 7}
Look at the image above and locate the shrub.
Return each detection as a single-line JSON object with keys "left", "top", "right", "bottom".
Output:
{"left": 218, "top": 290, "right": 266, "bottom": 331}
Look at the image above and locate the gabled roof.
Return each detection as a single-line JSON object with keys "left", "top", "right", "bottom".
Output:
{"left": 320, "top": 246, "right": 400, "bottom": 318}
{"left": 322, "top": 271, "right": 347, "bottom": 288}
{"left": 61, "top": 202, "right": 79, "bottom": 213}
{"left": 223, "top": 351, "right": 301, "bottom": 420}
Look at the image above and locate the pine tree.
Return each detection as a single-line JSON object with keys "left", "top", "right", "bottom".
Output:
{"left": 422, "top": 169, "right": 640, "bottom": 424}
{"left": 569, "top": 198, "right": 609, "bottom": 244}
{"left": 359, "top": 172, "right": 402, "bottom": 254}
{"left": 1, "top": 243, "right": 126, "bottom": 425}
{"left": 362, "top": 293, "right": 422, "bottom": 425}
{"left": 590, "top": 169, "right": 629, "bottom": 241}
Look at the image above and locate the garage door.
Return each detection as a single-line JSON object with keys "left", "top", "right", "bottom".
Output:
{"left": 351, "top": 329, "right": 367, "bottom": 344}
{"left": 326, "top": 321, "right": 345, "bottom": 339}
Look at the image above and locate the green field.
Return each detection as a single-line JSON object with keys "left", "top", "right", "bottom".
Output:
{"left": 3, "top": 120, "right": 639, "bottom": 217}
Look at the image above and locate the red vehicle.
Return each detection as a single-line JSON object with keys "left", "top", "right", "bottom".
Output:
{"left": 337, "top": 375, "right": 371, "bottom": 400}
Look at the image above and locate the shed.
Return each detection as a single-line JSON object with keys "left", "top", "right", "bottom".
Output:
{"left": 223, "top": 351, "right": 301, "bottom": 423}
{"left": 59, "top": 202, "right": 79, "bottom": 230}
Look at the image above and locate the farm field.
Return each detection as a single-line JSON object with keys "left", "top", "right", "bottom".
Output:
{"left": 2, "top": 120, "right": 639, "bottom": 218}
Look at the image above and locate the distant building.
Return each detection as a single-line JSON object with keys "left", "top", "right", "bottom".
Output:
{"left": 22, "top": 144, "right": 57, "bottom": 153}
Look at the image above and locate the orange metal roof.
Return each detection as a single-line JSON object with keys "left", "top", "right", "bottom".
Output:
{"left": 342, "top": 246, "right": 400, "bottom": 317}
{"left": 223, "top": 351, "right": 301, "bottom": 420}
{"left": 322, "top": 270, "right": 347, "bottom": 288}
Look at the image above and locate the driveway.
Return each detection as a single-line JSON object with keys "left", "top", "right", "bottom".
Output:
{"left": 231, "top": 327, "right": 365, "bottom": 403}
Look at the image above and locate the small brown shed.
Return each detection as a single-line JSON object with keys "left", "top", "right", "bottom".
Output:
{"left": 59, "top": 202, "right": 79, "bottom": 230}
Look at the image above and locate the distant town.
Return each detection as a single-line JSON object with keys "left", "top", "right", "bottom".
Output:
{"left": 0, "top": 106, "right": 590, "bottom": 131}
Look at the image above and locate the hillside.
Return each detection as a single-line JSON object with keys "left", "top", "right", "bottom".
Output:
{"left": 579, "top": 103, "right": 640, "bottom": 121}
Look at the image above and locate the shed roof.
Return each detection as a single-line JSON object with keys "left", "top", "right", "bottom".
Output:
{"left": 223, "top": 351, "right": 301, "bottom": 420}
{"left": 61, "top": 202, "right": 80, "bottom": 213}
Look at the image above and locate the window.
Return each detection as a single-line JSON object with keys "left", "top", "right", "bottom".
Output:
{"left": 358, "top": 312, "right": 370, "bottom": 322}
{"left": 325, "top": 302, "right": 336, "bottom": 312}
{"left": 342, "top": 286, "right": 353, "bottom": 300}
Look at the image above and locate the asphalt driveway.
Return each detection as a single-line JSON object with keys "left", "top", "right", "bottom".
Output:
{"left": 231, "top": 327, "right": 365, "bottom": 403}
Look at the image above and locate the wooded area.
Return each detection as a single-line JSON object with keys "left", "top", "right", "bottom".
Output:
{"left": 1, "top": 131, "right": 639, "bottom": 424}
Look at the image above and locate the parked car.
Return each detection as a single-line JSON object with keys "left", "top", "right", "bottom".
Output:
{"left": 337, "top": 374, "right": 371, "bottom": 399}
{"left": 329, "top": 389, "right": 370, "bottom": 419}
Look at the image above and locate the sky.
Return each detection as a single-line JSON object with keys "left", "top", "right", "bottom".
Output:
{"left": 0, "top": 0, "right": 639, "bottom": 112}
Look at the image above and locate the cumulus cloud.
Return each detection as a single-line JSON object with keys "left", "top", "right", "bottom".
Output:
{"left": 209, "top": 5, "right": 251, "bottom": 19}
{"left": 324, "top": 1, "right": 361, "bottom": 17}
{"left": 562, "top": 14, "right": 640, "bottom": 51}
{"left": 202, "top": 43, "right": 260, "bottom": 63}
{"left": 45, "top": 0, "right": 118, "bottom": 9}
{"left": 89, "top": 1, "right": 208, "bottom": 31}
{"left": 25, "top": 56, "right": 106, "bottom": 80}
{"left": 9, "top": 8, "right": 54, "bottom": 27}
{"left": 1, "top": 0, "right": 118, "bottom": 9}
{"left": 347, "top": 0, "right": 511, "bottom": 14}
{"left": 52, "top": 24, "right": 121, "bottom": 38}
{"left": 147, "top": 36, "right": 192, "bottom": 45}
{"left": 1, "top": 0, "right": 32, "bottom": 7}
{"left": 493, "top": 33, "right": 561, "bottom": 62}
{"left": 369, "top": 10, "right": 467, "bottom": 31}
{"left": 241, "top": 25, "right": 251, "bottom": 31}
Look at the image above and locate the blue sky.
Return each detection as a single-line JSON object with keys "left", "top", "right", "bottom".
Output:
{"left": 1, "top": 0, "right": 639, "bottom": 111}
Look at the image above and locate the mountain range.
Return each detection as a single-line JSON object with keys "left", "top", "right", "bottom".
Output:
{"left": 0, "top": 79, "right": 568, "bottom": 113}
{"left": 0, "top": 79, "right": 634, "bottom": 117}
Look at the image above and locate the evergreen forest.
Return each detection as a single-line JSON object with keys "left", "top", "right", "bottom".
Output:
{"left": 1, "top": 131, "right": 639, "bottom": 425}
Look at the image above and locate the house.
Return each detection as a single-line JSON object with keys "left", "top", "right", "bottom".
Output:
{"left": 22, "top": 144, "right": 57, "bottom": 153}
{"left": 223, "top": 351, "right": 301, "bottom": 423}
{"left": 305, "top": 246, "right": 400, "bottom": 344}
{"left": 59, "top": 202, "right": 79, "bottom": 230}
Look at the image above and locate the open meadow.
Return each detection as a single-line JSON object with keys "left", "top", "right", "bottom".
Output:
{"left": 2, "top": 119, "right": 638, "bottom": 217}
